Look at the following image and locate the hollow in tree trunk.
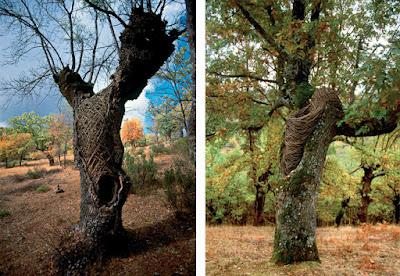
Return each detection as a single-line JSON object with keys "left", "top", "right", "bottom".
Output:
{"left": 54, "top": 7, "right": 179, "bottom": 272}
{"left": 273, "top": 88, "right": 343, "bottom": 264}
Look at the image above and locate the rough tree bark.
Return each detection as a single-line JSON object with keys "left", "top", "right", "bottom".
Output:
{"left": 54, "top": 7, "right": 179, "bottom": 271}
{"left": 273, "top": 88, "right": 343, "bottom": 264}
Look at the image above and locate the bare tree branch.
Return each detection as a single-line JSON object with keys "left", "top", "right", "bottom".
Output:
{"left": 83, "top": 0, "right": 128, "bottom": 28}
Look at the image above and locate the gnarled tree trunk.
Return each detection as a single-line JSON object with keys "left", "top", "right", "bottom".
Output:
{"left": 54, "top": 7, "right": 178, "bottom": 271}
{"left": 273, "top": 88, "right": 343, "bottom": 264}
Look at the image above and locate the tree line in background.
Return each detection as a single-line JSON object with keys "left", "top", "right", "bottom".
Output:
{"left": 0, "top": 111, "right": 73, "bottom": 168}
{"left": 207, "top": 129, "right": 400, "bottom": 226}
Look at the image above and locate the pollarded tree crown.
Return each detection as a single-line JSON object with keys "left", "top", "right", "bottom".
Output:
{"left": 115, "top": 7, "right": 183, "bottom": 102}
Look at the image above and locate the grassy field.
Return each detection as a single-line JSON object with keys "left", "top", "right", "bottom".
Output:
{"left": 0, "top": 154, "right": 195, "bottom": 275}
{"left": 207, "top": 225, "right": 400, "bottom": 275}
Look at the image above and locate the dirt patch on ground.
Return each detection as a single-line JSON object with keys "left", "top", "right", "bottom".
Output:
{"left": 0, "top": 158, "right": 195, "bottom": 275}
{"left": 206, "top": 225, "right": 400, "bottom": 275}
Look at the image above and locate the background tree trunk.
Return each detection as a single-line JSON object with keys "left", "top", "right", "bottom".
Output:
{"left": 45, "top": 152, "right": 55, "bottom": 166}
{"left": 393, "top": 194, "right": 400, "bottom": 224}
{"left": 253, "top": 185, "right": 266, "bottom": 226}
{"left": 185, "top": 0, "right": 196, "bottom": 163}
{"left": 357, "top": 165, "right": 383, "bottom": 223}
{"left": 335, "top": 197, "right": 350, "bottom": 227}
{"left": 273, "top": 89, "right": 343, "bottom": 264}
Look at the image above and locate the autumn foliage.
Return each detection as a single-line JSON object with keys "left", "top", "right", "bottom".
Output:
{"left": 121, "top": 118, "right": 144, "bottom": 147}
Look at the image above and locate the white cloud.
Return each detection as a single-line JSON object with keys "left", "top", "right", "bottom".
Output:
{"left": 123, "top": 82, "right": 154, "bottom": 123}
{"left": 163, "top": 1, "right": 185, "bottom": 25}
{"left": 0, "top": 121, "right": 8, "bottom": 127}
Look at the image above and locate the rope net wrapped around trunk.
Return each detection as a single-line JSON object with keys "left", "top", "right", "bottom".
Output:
{"left": 281, "top": 88, "right": 342, "bottom": 176}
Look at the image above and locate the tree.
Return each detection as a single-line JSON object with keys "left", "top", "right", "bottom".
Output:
{"left": 12, "top": 132, "right": 32, "bottom": 166}
{"left": 48, "top": 114, "right": 72, "bottom": 166}
{"left": 207, "top": 0, "right": 400, "bottom": 264}
{"left": 0, "top": 0, "right": 184, "bottom": 271}
{"left": 155, "top": 46, "right": 192, "bottom": 137}
{"left": 9, "top": 112, "right": 55, "bottom": 166}
{"left": 0, "top": 129, "right": 14, "bottom": 168}
{"left": 149, "top": 100, "right": 183, "bottom": 141}
{"left": 121, "top": 118, "right": 144, "bottom": 147}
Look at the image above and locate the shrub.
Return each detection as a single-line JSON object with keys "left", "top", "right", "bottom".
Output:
{"left": 26, "top": 167, "right": 46, "bottom": 179}
{"left": 163, "top": 158, "right": 195, "bottom": 218}
{"left": 36, "top": 185, "right": 50, "bottom": 193}
{"left": 151, "top": 143, "right": 170, "bottom": 155}
{"left": 170, "top": 138, "right": 189, "bottom": 156}
{"left": 206, "top": 171, "right": 253, "bottom": 225}
{"left": 124, "top": 151, "right": 158, "bottom": 194}
{"left": 0, "top": 210, "right": 11, "bottom": 218}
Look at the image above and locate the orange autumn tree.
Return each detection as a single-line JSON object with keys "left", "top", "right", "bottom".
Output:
{"left": 121, "top": 118, "right": 144, "bottom": 147}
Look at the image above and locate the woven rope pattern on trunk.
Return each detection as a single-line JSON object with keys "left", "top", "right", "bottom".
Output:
{"left": 75, "top": 88, "right": 117, "bottom": 184}
{"left": 281, "top": 88, "right": 342, "bottom": 176}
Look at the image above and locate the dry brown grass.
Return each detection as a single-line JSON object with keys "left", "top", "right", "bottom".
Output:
{"left": 0, "top": 156, "right": 195, "bottom": 275}
{"left": 207, "top": 224, "right": 400, "bottom": 275}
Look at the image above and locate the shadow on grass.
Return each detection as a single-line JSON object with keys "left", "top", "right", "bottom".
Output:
{"left": 109, "top": 214, "right": 195, "bottom": 257}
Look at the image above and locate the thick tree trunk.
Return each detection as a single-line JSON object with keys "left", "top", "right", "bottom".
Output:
{"left": 54, "top": 7, "right": 178, "bottom": 272}
{"left": 273, "top": 89, "right": 343, "bottom": 264}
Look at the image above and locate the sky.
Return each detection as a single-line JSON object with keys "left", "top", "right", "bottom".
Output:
{"left": 0, "top": 1, "right": 187, "bottom": 134}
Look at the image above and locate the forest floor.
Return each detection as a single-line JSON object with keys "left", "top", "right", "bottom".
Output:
{"left": 207, "top": 225, "right": 400, "bottom": 275}
{"left": 0, "top": 156, "right": 195, "bottom": 275}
